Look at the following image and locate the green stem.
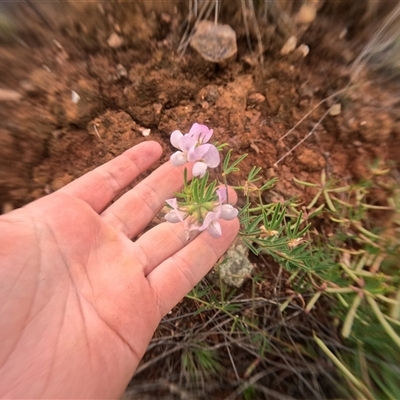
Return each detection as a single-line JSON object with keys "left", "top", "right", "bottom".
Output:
{"left": 366, "top": 295, "right": 400, "bottom": 349}
{"left": 342, "top": 293, "right": 363, "bottom": 338}
{"left": 314, "top": 334, "right": 374, "bottom": 400}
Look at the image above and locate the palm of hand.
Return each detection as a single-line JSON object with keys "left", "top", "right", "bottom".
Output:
{"left": 0, "top": 142, "right": 239, "bottom": 398}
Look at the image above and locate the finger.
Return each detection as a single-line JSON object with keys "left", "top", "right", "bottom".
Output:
{"left": 133, "top": 222, "right": 198, "bottom": 276}
{"left": 101, "top": 161, "right": 193, "bottom": 238}
{"left": 133, "top": 186, "right": 238, "bottom": 275}
{"left": 146, "top": 218, "right": 240, "bottom": 317}
{"left": 59, "top": 141, "right": 162, "bottom": 213}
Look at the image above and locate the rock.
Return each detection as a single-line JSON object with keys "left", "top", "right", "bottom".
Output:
{"left": 288, "top": 44, "right": 310, "bottom": 63}
{"left": 0, "top": 88, "right": 22, "bottom": 102}
{"left": 153, "top": 103, "right": 162, "bottom": 115}
{"left": 107, "top": 32, "right": 123, "bottom": 48}
{"left": 116, "top": 63, "right": 127, "bottom": 78}
{"left": 329, "top": 103, "right": 341, "bottom": 116}
{"left": 63, "top": 79, "right": 99, "bottom": 127}
{"left": 295, "top": 3, "right": 317, "bottom": 24}
{"left": 71, "top": 90, "right": 80, "bottom": 104}
{"left": 218, "top": 238, "right": 255, "bottom": 288}
{"left": 190, "top": 20, "right": 237, "bottom": 64}
{"left": 201, "top": 101, "right": 209, "bottom": 110}
{"left": 141, "top": 128, "right": 151, "bottom": 137}
{"left": 296, "top": 44, "right": 310, "bottom": 58}
{"left": 280, "top": 36, "right": 297, "bottom": 55}
{"left": 204, "top": 85, "right": 219, "bottom": 104}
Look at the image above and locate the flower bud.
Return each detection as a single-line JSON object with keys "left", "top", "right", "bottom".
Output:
{"left": 220, "top": 204, "right": 238, "bottom": 220}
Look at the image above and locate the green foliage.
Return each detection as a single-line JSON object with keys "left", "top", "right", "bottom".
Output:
{"left": 181, "top": 344, "right": 223, "bottom": 382}
{"left": 176, "top": 144, "right": 399, "bottom": 398}
{"left": 236, "top": 164, "right": 400, "bottom": 399}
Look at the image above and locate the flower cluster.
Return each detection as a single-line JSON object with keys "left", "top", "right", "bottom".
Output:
{"left": 170, "top": 123, "right": 220, "bottom": 178}
{"left": 166, "top": 123, "right": 238, "bottom": 239}
{"left": 165, "top": 187, "right": 238, "bottom": 239}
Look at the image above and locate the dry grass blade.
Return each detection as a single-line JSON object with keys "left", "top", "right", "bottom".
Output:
{"left": 178, "top": 0, "right": 216, "bottom": 55}
{"left": 351, "top": 2, "right": 400, "bottom": 80}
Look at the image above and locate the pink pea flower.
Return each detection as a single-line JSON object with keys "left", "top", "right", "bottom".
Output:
{"left": 189, "top": 144, "right": 220, "bottom": 177}
{"left": 164, "top": 187, "right": 238, "bottom": 239}
{"left": 198, "top": 188, "right": 238, "bottom": 237}
{"left": 164, "top": 198, "right": 188, "bottom": 223}
{"left": 215, "top": 187, "right": 239, "bottom": 221}
{"left": 169, "top": 123, "right": 220, "bottom": 177}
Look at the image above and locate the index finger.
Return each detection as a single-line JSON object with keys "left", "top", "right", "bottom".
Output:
{"left": 59, "top": 141, "right": 162, "bottom": 213}
{"left": 146, "top": 218, "right": 240, "bottom": 317}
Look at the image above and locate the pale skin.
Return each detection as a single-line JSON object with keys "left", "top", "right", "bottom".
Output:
{"left": 0, "top": 141, "right": 239, "bottom": 399}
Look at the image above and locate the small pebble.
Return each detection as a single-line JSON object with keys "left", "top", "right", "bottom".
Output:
{"left": 141, "top": 128, "right": 151, "bottom": 137}
{"left": 107, "top": 33, "right": 123, "bottom": 48}
{"left": 71, "top": 90, "right": 80, "bottom": 104}
{"left": 280, "top": 36, "right": 297, "bottom": 55}
{"left": 329, "top": 103, "right": 341, "bottom": 116}
{"left": 295, "top": 3, "right": 317, "bottom": 24}
{"left": 116, "top": 64, "right": 127, "bottom": 78}
{"left": 297, "top": 44, "right": 309, "bottom": 58}
{"left": 201, "top": 101, "right": 209, "bottom": 110}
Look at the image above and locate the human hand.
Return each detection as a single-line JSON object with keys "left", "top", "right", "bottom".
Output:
{"left": 0, "top": 141, "right": 239, "bottom": 399}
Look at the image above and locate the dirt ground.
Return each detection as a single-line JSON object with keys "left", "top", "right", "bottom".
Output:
{"left": 0, "top": 1, "right": 399, "bottom": 398}
{"left": 1, "top": 1, "right": 399, "bottom": 212}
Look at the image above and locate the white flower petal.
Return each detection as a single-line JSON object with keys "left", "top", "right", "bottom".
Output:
{"left": 203, "top": 144, "right": 220, "bottom": 168}
{"left": 170, "top": 151, "right": 187, "bottom": 166}
{"left": 220, "top": 204, "right": 238, "bottom": 220}
{"left": 170, "top": 130, "right": 183, "bottom": 148}
{"left": 216, "top": 187, "right": 227, "bottom": 204}
{"left": 207, "top": 220, "right": 222, "bottom": 237}
{"left": 188, "top": 123, "right": 213, "bottom": 143}
{"left": 180, "top": 135, "right": 197, "bottom": 152}
{"left": 192, "top": 161, "right": 208, "bottom": 177}
{"left": 165, "top": 211, "right": 182, "bottom": 223}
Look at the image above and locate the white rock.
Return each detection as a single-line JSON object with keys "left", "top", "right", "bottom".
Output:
{"left": 329, "top": 103, "right": 341, "bottom": 116}
{"left": 280, "top": 36, "right": 297, "bottom": 55}
{"left": 297, "top": 44, "right": 310, "bottom": 57}
{"left": 71, "top": 90, "right": 80, "bottom": 104}
{"left": 141, "top": 128, "right": 151, "bottom": 137}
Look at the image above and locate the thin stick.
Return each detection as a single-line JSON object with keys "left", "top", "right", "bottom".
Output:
{"left": 277, "top": 87, "right": 348, "bottom": 143}
{"left": 241, "top": 0, "right": 253, "bottom": 52}
{"left": 274, "top": 105, "right": 333, "bottom": 166}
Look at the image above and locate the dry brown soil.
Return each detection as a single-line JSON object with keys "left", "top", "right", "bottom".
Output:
{"left": 1, "top": 2, "right": 399, "bottom": 212}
